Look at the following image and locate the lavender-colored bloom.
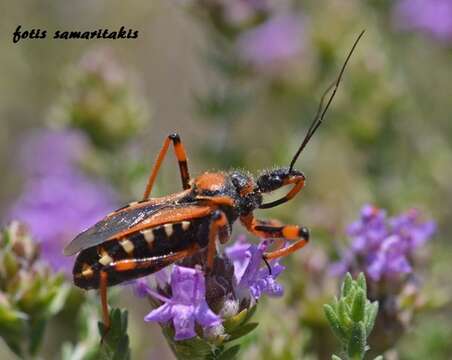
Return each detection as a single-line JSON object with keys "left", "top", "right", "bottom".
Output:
{"left": 224, "top": 235, "right": 251, "bottom": 282}
{"left": 226, "top": 236, "right": 285, "bottom": 299}
{"left": 144, "top": 266, "right": 221, "bottom": 341}
{"left": 390, "top": 208, "right": 436, "bottom": 248}
{"left": 135, "top": 236, "right": 287, "bottom": 341}
{"left": 394, "top": 0, "right": 452, "bottom": 42}
{"left": 333, "top": 205, "right": 436, "bottom": 281}
{"left": 366, "top": 235, "right": 412, "bottom": 281}
{"left": 133, "top": 268, "right": 170, "bottom": 298}
{"left": 9, "top": 129, "right": 116, "bottom": 273}
{"left": 346, "top": 204, "right": 388, "bottom": 253}
{"left": 236, "top": 14, "right": 304, "bottom": 72}
{"left": 134, "top": 277, "right": 152, "bottom": 298}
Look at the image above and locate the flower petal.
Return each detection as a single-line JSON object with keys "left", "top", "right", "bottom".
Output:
{"left": 172, "top": 304, "right": 196, "bottom": 340}
{"left": 171, "top": 266, "right": 205, "bottom": 304}
{"left": 195, "top": 302, "right": 222, "bottom": 328}
{"left": 144, "top": 303, "right": 173, "bottom": 323}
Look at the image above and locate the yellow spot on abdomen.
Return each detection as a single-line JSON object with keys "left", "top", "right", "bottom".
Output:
{"left": 99, "top": 248, "right": 113, "bottom": 266}
{"left": 164, "top": 224, "right": 174, "bottom": 237}
{"left": 120, "top": 239, "right": 135, "bottom": 254}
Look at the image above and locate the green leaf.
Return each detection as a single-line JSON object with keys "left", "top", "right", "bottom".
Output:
{"left": 170, "top": 338, "right": 212, "bottom": 360}
{"left": 98, "top": 308, "right": 131, "bottom": 360}
{"left": 332, "top": 355, "right": 344, "bottom": 360}
{"left": 323, "top": 304, "right": 347, "bottom": 343}
{"left": 338, "top": 300, "right": 352, "bottom": 334}
{"left": 223, "top": 307, "right": 252, "bottom": 333}
{"left": 347, "top": 321, "right": 366, "bottom": 359}
{"left": 226, "top": 322, "right": 259, "bottom": 342}
{"left": 242, "top": 305, "right": 257, "bottom": 324}
{"left": 0, "top": 301, "right": 27, "bottom": 356}
{"left": 341, "top": 273, "right": 353, "bottom": 298}
{"left": 365, "top": 301, "right": 379, "bottom": 336}
{"left": 216, "top": 345, "right": 241, "bottom": 360}
{"left": 161, "top": 326, "right": 212, "bottom": 360}
{"left": 357, "top": 273, "right": 367, "bottom": 294}
{"left": 351, "top": 289, "right": 366, "bottom": 322}
{"left": 47, "top": 282, "right": 71, "bottom": 315}
{"left": 29, "top": 317, "right": 46, "bottom": 355}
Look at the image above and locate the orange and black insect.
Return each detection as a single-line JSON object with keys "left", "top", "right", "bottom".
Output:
{"left": 64, "top": 31, "right": 364, "bottom": 330}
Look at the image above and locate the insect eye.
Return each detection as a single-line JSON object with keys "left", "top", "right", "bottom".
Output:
{"left": 231, "top": 172, "right": 249, "bottom": 190}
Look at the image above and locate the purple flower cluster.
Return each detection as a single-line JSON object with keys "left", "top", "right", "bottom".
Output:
{"left": 135, "top": 236, "right": 285, "bottom": 341}
{"left": 237, "top": 14, "right": 304, "bottom": 73}
{"left": 394, "top": 0, "right": 452, "bottom": 42}
{"left": 143, "top": 266, "right": 222, "bottom": 341}
{"left": 9, "top": 129, "right": 116, "bottom": 273}
{"left": 333, "top": 205, "right": 436, "bottom": 281}
{"left": 225, "top": 236, "right": 285, "bottom": 299}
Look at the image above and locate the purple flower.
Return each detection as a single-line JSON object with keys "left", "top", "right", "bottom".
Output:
{"left": 236, "top": 14, "right": 304, "bottom": 72}
{"left": 394, "top": 0, "right": 452, "bottom": 42}
{"left": 390, "top": 208, "right": 436, "bottom": 248}
{"left": 334, "top": 205, "right": 436, "bottom": 282}
{"left": 226, "top": 236, "right": 285, "bottom": 299}
{"left": 144, "top": 266, "right": 222, "bottom": 341}
{"left": 346, "top": 205, "right": 388, "bottom": 253}
{"left": 366, "top": 235, "right": 412, "bottom": 281}
{"left": 136, "top": 236, "right": 288, "bottom": 341}
{"left": 9, "top": 129, "right": 116, "bottom": 273}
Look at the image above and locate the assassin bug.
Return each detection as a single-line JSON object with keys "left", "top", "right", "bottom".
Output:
{"left": 64, "top": 31, "right": 365, "bottom": 330}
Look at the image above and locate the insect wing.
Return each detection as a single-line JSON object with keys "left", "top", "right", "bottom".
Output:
{"left": 63, "top": 202, "right": 168, "bottom": 256}
{"left": 106, "top": 204, "right": 214, "bottom": 240}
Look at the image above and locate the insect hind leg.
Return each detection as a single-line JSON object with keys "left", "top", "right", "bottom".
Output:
{"left": 99, "top": 270, "right": 110, "bottom": 337}
{"left": 142, "top": 133, "right": 191, "bottom": 200}
{"left": 102, "top": 245, "right": 200, "bottom": 283}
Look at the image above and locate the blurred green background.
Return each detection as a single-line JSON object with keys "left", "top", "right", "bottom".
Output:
{"left": 1, "top": 0, "right": 452, "bottom": 359}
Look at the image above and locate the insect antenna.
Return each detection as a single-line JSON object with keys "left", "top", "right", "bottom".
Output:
{"left": 288, "top": 30, "right": 365, "bottom": 173}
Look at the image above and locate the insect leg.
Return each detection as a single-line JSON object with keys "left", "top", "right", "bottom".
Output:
{"left": 108, "top": 244, "right": 200, "bottom": 272}
{"left": 99, "top": 270, "right": 110, "bottom": 331}
{"left": 263, "top": 238, "right": 309, "bottom": 260}
{"left": 240, "top": 214, "right": 309, "bottom": 259}
{"left": 207, "top": 210, "right": 229, "bottom": 272}
{"left": 142, "top": 133, "right": 191, "bottom": 200}
{"left": 97, "top": 247, "right": 198, "bottom": 336}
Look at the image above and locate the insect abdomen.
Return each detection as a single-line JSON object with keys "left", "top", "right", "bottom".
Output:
{"left": 73, "top": 219, "right": 210, "bottom": 289}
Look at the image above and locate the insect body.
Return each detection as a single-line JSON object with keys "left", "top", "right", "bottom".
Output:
{"left": 64, "top": 31, "right": 364, "bottom": 330}
{"left": 68, "top": 165, "right": 308, "bottom": 290}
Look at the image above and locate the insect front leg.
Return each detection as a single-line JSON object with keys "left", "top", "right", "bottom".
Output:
{"left": 240, "top": 214, "right": 310, "bottom": 260}
{"left": 259, "top": 173, "right": 305, "bottom": 209}
{"left": 142, "top": 133, "right": 191, "bottom": 200}
{"left": 206, "top": 210, "right": 229, "bottom": 272}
